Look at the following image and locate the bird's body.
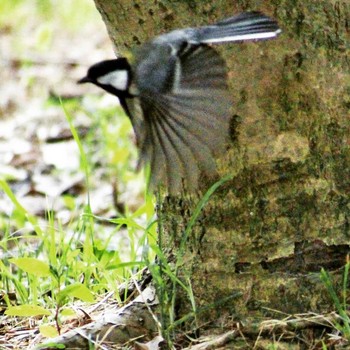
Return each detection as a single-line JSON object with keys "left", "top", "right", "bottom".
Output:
{"left": 79, "top": 12, "right": 281, "bottom": 192}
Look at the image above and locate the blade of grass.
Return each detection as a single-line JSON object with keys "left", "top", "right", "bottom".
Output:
{"left": 182, "top": 174, "right": 233, "bottom": 254}
{"left": 0, "top": 179, "right": 43, "bottom": 237}
{"left": 59, "top": 98, "right": 91, "bottom": 206}
{"left": 173, "top": 174, "right": 234, "bottom": 276}
{"left": 320, "top": 268, "right": 350, "bottom": 338}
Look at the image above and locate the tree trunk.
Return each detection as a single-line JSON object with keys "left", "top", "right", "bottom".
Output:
{"left": 93, "top": 0, "right": 350, "bottom": 344}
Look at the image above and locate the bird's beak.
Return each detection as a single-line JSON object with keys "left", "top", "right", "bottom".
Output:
{"left": 77, "top": 76, "right": 91, "bottom": 84}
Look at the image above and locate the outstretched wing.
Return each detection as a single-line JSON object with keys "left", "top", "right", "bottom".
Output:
{"left": 132, "top": 44, "right": 232, "bottom": 193}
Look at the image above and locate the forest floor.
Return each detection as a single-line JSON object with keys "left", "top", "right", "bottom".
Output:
{"left": 0, "top": 1, "right": 156, "bottom": 349}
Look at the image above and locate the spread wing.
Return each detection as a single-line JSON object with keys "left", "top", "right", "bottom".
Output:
{"left": 131, "top": 44, "right": 232, "bottom": 193}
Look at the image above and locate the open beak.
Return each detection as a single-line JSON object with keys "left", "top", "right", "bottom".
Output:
{"left": 77, "top": 76, "right": 91, "bottom": 84}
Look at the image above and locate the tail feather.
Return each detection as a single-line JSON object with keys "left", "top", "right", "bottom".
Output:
{"left": 196, "top": 11, "right": 281, "bottom": 44}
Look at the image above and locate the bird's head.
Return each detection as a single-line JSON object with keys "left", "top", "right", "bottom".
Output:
{"left": 78, "top": 58, "right": 132, "bottom": 96}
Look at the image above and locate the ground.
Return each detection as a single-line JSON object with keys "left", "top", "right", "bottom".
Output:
{"left": 0, "top": 1, "right": 156, "bottom": 348}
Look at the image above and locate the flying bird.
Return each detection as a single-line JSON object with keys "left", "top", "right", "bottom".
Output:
{"left": 79, "top": 12, "right": 281, "bottom": 193}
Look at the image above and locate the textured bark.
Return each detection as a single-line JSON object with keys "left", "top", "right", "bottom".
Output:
{"left": 92, "top": 0, "right": 350, "bottom": 340}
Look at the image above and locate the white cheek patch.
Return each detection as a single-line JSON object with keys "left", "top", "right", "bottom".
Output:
{"left": 97, "top": 70, "right": 129, "bottom": 91}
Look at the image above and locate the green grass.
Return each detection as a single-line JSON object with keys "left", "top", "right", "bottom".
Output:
{"left": 0, "top": 101, "right": 158, "bottom": 344}
{"left": 320, "top": 260, "right": 350, "bottom": 342}
{"left": 0, "top": 98, "right": 157, "bottom": 334}
{"left": 151, "top": 175, "right": 234, "bottom": 347}
{"left": 0, "top": 0, "right": 159, "bottom": 343}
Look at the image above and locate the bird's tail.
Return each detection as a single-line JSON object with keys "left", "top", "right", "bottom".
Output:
{"left": 196, "top": 12, "right": 281, "bottom": 44}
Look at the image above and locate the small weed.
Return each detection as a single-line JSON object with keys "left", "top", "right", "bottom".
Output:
{"left": 0, "top": 98, "right": 155, "bottom": 339}
{"left": 320, "top": 258, "right": 350, "bottom": 342}
{"left": 149, "top": 175, "right": 233, "bottom": 347}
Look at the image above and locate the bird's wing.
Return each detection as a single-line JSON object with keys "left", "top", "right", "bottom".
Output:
{"left": 133, "top": 44, "right": 232, "bottom": 193}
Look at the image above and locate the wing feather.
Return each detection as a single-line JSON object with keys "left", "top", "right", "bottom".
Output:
{"left": 134, "top": 44, "right": 231, "bottom": 192}
{"left": 149, "top": 104, "right": 185, "bottom": 191}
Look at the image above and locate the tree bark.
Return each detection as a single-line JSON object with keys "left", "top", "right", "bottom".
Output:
{"left": 93, "top": 0, "right": 350, "bottom": 343}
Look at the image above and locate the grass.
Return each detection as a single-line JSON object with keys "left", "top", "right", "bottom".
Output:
{"left": 0, "top": 0, "right": 157, "bottom": 343}
{"left": 150, "top": 175, "right": 234, "bottom": 347}
{"left": 320, "top": 259, "right": 350, "bottom": 343}
{"left": 0, "top": 97, "right": 157, "bottom": 341}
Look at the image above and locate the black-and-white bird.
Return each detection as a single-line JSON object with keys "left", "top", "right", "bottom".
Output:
{"left": 79, "top": 12, "right": 281, "bottom": 193}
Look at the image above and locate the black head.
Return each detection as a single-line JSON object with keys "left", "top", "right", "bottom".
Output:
{"left": 78, "top": 58, "right": 132, "bottom": 97}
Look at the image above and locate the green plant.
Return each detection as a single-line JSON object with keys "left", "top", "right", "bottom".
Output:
{"left": 0, "top": 97, "right": 156, "bottom": 339}
{"left": 148, "top": 175, "right": 234, "bottom": 347}
{"left": 320, "top": 259, "right": 350, "bottom": 341}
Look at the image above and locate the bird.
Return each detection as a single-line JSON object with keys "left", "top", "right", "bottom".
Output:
{"left": 78, "top": 12, "right": 281, "bottom": 193}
